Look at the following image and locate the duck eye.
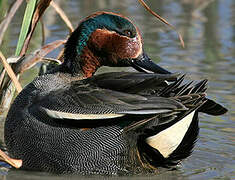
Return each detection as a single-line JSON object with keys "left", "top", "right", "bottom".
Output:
{"left": 123, "top": 30, "right": 132, "bottom": 37}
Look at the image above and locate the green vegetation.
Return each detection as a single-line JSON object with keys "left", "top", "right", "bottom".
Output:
{"left": 15, "top": 0, "right": 37, "bottom": 56}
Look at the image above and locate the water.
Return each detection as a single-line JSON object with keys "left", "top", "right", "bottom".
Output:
{"left": 0, "top": 0, "right": 234, "bottom": 179}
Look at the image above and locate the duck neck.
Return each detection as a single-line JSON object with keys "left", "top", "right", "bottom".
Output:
{"left": 63, "top": 19, "right": 103, "bottom": 78}
{"left": 79, "top": 45, "right": 102, "bottom": 77}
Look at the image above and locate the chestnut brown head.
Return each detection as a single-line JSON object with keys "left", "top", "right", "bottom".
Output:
{"left": 63, "top": 12, "right": 170, "bottom": 77}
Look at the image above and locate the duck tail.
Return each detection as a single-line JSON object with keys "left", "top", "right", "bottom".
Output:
{"left": 137, "top": 110, "right": 199, "bottom": 168}
{"left": 136, "top": 76, "right": 227, "bottom": 168}
{"left": 159, "top": 75, "right": 227, "bottom": 116}
{"left": 198, "top": 99, "right": 227, "bottom": 115}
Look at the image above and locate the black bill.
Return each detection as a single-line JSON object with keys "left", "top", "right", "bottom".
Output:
{"left": 131, "top": 53, "right": 171, "bottom": 74}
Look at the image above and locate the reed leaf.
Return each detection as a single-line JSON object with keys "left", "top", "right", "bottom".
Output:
{"left": 20, "top": 0, "right": 52, "bottom": 56}
{"left": 15, "top": 0, "right": 37, "bottom": 56}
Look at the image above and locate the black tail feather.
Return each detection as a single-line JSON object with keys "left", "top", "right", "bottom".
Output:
{"left": 159, "top": 76, "right": 227, "bottom": 116}
{"left": 198, "top": 99, "right": 228, "bottom": 115}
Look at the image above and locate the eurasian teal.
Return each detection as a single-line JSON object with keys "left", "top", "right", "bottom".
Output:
{"left": 4, "top": 12, "right": 227, "bottom": 175}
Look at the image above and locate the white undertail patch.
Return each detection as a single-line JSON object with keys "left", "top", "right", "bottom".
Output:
{"left": 146, "top": 111, "right": 195, "bottom": 158}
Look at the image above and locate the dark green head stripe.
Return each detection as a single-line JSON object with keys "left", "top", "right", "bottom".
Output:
{"left": 76, "top": 13, "right": 137, "bottom": 55}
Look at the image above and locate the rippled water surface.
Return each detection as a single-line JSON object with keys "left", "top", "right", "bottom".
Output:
{"left": 0, "top": 0, "right": 234, "bottom": 179}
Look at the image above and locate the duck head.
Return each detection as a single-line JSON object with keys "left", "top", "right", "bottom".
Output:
{"left": 63, "top": 11, "right": 170, "bottom": 77}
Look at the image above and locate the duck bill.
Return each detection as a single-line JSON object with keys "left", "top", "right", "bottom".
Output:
{"left": 131, "top": 53, "right": 171, "bottom": 74}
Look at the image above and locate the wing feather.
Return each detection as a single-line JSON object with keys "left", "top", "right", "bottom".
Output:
{"left": 31, "top": 74, "right": 186, "bottom": 123}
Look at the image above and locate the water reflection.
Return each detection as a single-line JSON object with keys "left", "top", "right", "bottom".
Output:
{"left": 0, "top": 0, "right": 234, "bottom": 179}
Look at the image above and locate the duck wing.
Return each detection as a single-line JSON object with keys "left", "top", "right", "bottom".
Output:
{"left": 33, "top": 76, "right": 187, "bottom": 128}
{"left": 89, "top": 72, "right": 227, "bottom": 116}
{"left": 87, "top": 72, "right": 179, "bottom": 93}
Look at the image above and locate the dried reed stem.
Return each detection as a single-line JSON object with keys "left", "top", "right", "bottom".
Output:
{"left": 0, "top": 51, "right": 22, "bottom": 93}
{"left": 50, "top": 1, "right": 74, "bottom": 33}
{"left": 137, "top": 0, "right": 185, "bottom": 48}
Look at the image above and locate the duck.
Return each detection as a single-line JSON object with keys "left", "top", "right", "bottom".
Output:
{"left": 4, "top": 11, "right": 227, "bottom": 175}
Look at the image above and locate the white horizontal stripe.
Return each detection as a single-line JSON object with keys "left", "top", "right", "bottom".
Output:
{"left": 146, "top": 111, "right": 195, "bottom": 158}
{"left": 44, "top": 109, "right": 125, "bottom": 120}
